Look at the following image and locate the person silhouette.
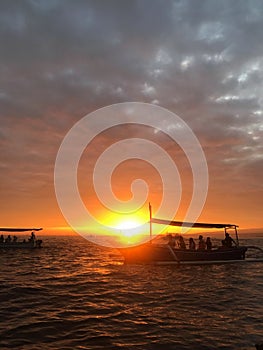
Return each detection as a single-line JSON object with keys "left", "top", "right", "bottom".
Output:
{"left": 223, "top": 232, "right": 236, "bottom": 248}
{"left": 198, "top": 235, "right": 206, "bottom": 250}
{"left": 206, "top": 237, "right": 212, "bottom": 251}
{"left": 189, "top": 238, "right": 196, "bottom": 250}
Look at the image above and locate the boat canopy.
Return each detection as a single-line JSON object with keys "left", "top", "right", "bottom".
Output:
{"left": 150, "top": 218, "right": 237, "bottom": 229}
{"left": 0, "top": 228, "right": 43, "bottom": 232}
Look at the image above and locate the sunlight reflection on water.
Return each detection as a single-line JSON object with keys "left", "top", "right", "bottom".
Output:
{"left": 0, "top": 236, "right": 262, "bottom": 350}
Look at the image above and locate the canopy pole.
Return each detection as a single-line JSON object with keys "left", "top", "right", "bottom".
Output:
{"left": 235, "top": 226, "right": 239, "bottom": 246}
{"left": 149, "top": 202, "right": 152, "bottom": 243}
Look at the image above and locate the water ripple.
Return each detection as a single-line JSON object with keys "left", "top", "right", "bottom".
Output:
{"left": 0, "top": 236, "right": 262, "bottom": 349}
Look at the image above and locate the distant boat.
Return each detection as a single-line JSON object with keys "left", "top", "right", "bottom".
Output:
{"left": 0, "top": 228, "right": 43, "bottom": 249}
{"left": 119, "top": 204, "right": 263, "bottom": 265}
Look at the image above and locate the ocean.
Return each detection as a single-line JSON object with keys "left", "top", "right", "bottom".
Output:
{"left": 0, "top": 235, "right": 262, "bottom": 350}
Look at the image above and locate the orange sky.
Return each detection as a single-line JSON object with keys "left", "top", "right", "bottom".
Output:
{"left": 1, "top": 122, "right": 262, "bottom": 234}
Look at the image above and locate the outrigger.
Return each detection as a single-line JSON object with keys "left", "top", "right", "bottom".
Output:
{"left": 119, "top": 204, "right": 263, "bottom": 264}
{"left": 0, "top": 228, "right": 43, "bottom": 249}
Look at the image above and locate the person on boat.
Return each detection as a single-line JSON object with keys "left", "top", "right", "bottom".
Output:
{"left": 0, "top": 234, "right": 4, "bottom": 243}
{"left": 178, "top": 236, "right": 186, "bottom": 250}
{"left": 222, "top": 232, "right": 236, "bottom": 248}
{"left": 198, "top": 235, "right": 206, "bottom": 250}
{"left": 29, "top": 231, "right": 36, "bottom": 242}
{"left": 5, "top": 235, "right": 12, "bottom": 243}
{"left": 206, "top": 237, "right": 212, "bottom": 251}
{"left": 167, "top": 234, "right": 175, "bottom": 247}
{"left": 189, "top": 237, "right": 196, "bottom": 250}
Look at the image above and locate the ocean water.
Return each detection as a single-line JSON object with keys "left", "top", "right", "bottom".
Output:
{"left": 0, "top": 236, "right": 262, "bottom": 350}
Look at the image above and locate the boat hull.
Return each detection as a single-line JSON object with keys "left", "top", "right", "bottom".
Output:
{"left": 119, "top": 243, "right": 247, "bottom": 264}
{"left": 0, "top": 240, "right": 42, "bottom": 249}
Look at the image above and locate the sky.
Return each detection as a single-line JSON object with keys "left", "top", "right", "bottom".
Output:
{"left": 0, "top": 0, "right": 263, "bottom": 233}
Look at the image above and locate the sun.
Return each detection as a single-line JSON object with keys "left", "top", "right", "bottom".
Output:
{"left": 115, "top": 219, "right": 141, "bottom": 231}
{"left": 116, "top": 220, "right": 145, "bottom": 245}
{"left": 97, "top": 209, "right": 150, "bottom": 245}
{"left": 100, "top": 209, "right": 148, "bottom": 232}
{"left": 112, "top": 217, "right": 148, "bottom": 245}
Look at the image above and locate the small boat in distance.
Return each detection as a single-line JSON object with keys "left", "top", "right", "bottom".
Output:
{"left": 0, "top": 228, "right": 43, "bottom": 249}
{"left": 119, "top": 204, "right": 263, "bottom": 265}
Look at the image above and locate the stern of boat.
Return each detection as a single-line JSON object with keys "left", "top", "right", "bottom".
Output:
{"left": 119, "top": 243, "right": 176, "bottom": 263}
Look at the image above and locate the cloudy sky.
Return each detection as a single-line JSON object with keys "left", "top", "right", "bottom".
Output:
{"left": 0, "top": 0, "right": 262, "bottom": 231}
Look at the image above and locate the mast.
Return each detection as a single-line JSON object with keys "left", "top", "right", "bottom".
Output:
{"left": 234, "top": 225, "right": 239, "bottom": 246}
{"left": 149, "top": 202, "right": 152, "bottom": 242}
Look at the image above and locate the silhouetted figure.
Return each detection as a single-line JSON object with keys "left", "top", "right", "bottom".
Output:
{"left": 198, "top": 235, "right": 206, "bottom": 250}
{"left": 206, "top": 237, "right": 212, "bottom": 251}
{"left": 178, "top": 236, "right": 186, "bottom": 250}
{"left": 189, "top": 238, "right": 196, "bottom": 250}
{"left": 0, "top": 235, "right": 4, "bottom": 243}
{"left": 29, "top": 232, "right": 36, "bottom": 242}
{"left": 222, "top": 232, "right": 236, "bottom": 248}
{"left": 5, "top": 235, "right": 12, "bottom": 243}
{"left": 167, "top": 234, "right": 175, "bottom": 247}
{"left": 13, "top": 235, "right": 18, "bottom": 243}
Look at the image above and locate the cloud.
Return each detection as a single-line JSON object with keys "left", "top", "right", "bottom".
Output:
{"left": 0, "top": 0, "right": 263, "bottom": 227}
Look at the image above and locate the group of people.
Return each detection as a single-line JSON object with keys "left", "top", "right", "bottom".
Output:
{"left": 0, "top": 232, "right": 36, "bottom": 244}
{"left": 185, "top": 235, "right": 212, "bottom": 251}
{"left": 0, "top": 234, "right": 17, "bottom": 243}
{"left": 168, "top": 232, "right": 236, "bottom": 251}
{"left": 168, "top": 234, "right": 212, "bottom": 251}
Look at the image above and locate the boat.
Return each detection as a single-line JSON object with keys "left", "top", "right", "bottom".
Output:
{"left": 119, "top": 204, "right": 263, "bottom": 265}
{"left": 0, "top": 228, "right": 43, "bottom": 249}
